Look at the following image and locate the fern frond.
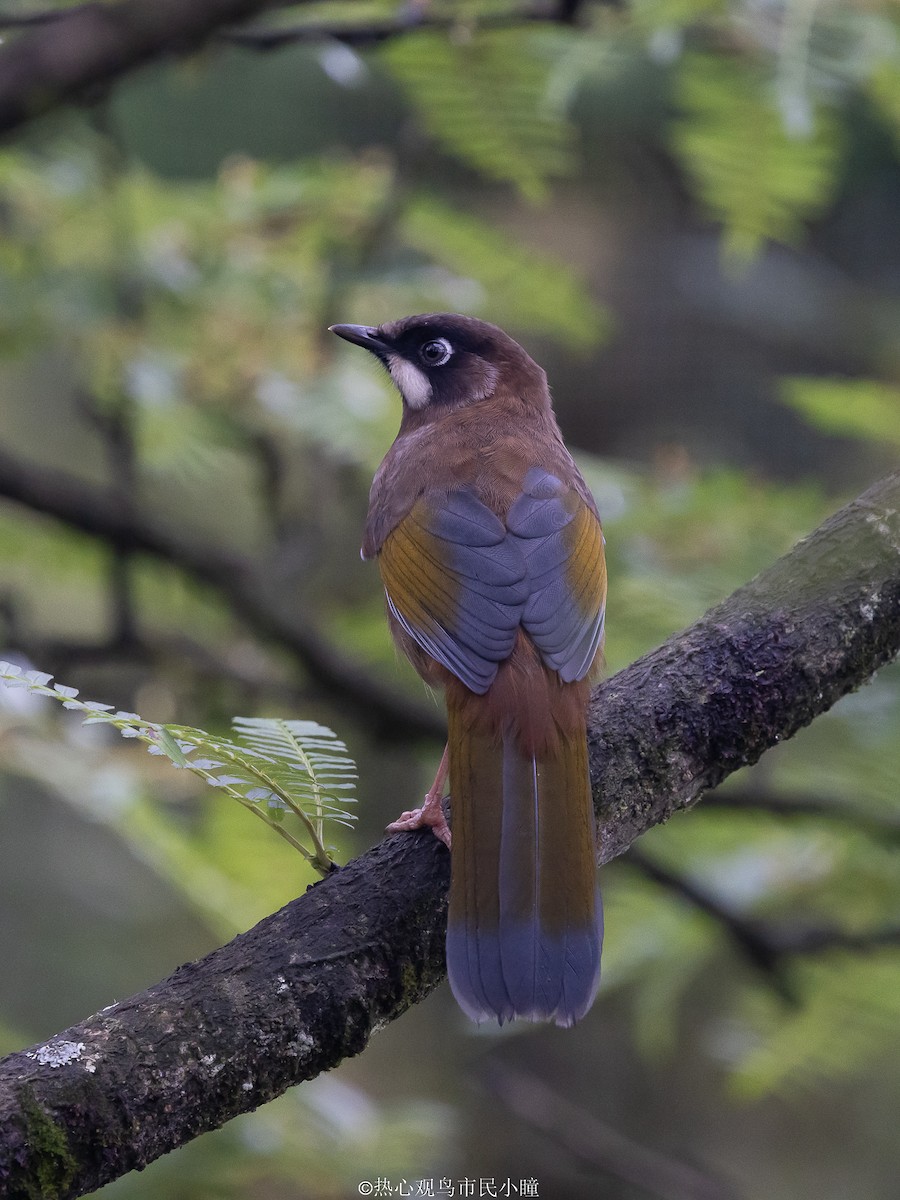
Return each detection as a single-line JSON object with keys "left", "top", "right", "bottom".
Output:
{"left": 382, "top": 29, "right": 574, "bottom": 202}
{"left": 402, "top": 196, "right": 608, "bottom": 349}
{"left": 0, "top": 662, "right": 356, "bottom": 875}
{"left": 673, "top": 52, "right": 841, "bottom": 262}
{"left": 731, "top": 954, "right": 900, "bottom": 1098}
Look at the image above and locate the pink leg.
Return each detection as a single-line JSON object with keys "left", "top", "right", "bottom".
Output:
{"left": 386, "top": 743, "right": 452, "bottom": 849}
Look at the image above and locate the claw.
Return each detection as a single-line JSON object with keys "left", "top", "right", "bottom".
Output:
{"left": 386, "top": 791, "right": 451, "bottom": 849}
{"left": 385, "top": 743, "right": 452, "bottom": 848}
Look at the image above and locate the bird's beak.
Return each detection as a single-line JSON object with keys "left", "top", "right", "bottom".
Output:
{"left": 328, "top": 324, "right": 390, "bottom": 355}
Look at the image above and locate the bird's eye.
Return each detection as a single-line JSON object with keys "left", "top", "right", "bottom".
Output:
{"left": 419, "top": 338, "right": 453, "bottom": 367}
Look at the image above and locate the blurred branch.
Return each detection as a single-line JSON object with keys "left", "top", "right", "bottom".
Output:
{"left": 0, "top": 7, "right": 79, "bottom": 27}
{"left": 626, "top": 847, "right": 790, "bottom": 989}
{"left": 0, "top": 0, "right": 300, "bottom": 135}
{"left": 628, "top": 848, "right": 900, "bottom": 995}
{"left": 15, "top": 630, "right": 304, "bottom": 704}
{"left": 0, "top": 446, "right": 445, "bottom": 741}
{"left": 0, "top": 0, "right": 589, "bottom": 137}
{"left": 0, "top": 0, "right": 345, "bottom": 22}
{"left": 221, "top": 7, "right": 556, "bottom": 50}
{"left": 701, "top": 786, "right": 900, "bottom": 843}
{"left": 762, "top": 920, "right": 900, "bottom": 957}
{"left": 0, "top": 471, "right": 898, "bottom": 1199}
{"left": 250, "top": 432, "right": 289, "bottom": 540}
{"left": 485, "top": 1063, "right": 741, "bottom": 1200}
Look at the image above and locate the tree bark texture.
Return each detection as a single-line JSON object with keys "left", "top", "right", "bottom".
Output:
{"left": 0, "top": 470, "right": 898, "bottom": 1199}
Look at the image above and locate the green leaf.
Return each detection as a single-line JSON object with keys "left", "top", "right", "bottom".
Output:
{"left": 402, "top": 195, "right": 609, "bottom": 349}
{"left": 731, "top": 954, "right": 900, "bottom": 1098}
{"left": 631, "top": 0, "right": 724, "bottom": 29}
{"left": 867, "top": 55, "right": 900, "bottom": 153}
{"left": 157, "top": 727, "right": 190, "bottom": 767}
{"left": 383, "top": 29, "right": 573, "bottom": 202}
{"left": 672, "top": 53, "right": 841, "bottom": 262}
{"left": 0, "top": 663, "right": 357, "bottom": 874}
{"left": 779, "top": 377, "right": 900, "bottom": 448}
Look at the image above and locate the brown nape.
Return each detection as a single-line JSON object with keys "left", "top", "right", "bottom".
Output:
{"left": 446, "top": 633, "right": 590, "bottom": 758}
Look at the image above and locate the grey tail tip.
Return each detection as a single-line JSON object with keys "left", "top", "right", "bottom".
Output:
{"left": 502, "top": 1011, "right": 580, "bottom": 1030}
{"left": 458, "top": 999, "right": 590, "bottom": 1029}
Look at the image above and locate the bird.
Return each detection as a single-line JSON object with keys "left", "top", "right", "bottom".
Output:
{"left": 330, "top": 313, "right": 606, "bottom": 1027}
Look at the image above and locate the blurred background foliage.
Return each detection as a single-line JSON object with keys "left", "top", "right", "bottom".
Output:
{"left": 0, "top": 0, "right": 898, "bottom": 1196}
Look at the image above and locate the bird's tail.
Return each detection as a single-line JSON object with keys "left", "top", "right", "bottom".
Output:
{"left": 445, "top": 692, "right": 602, "bottom": 1027}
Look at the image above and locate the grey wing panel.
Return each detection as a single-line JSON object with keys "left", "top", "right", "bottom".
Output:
{"left": 507, "top": 468, "right": 606, "bottom": 682}
{"left": 381, "top": 490, "right": 529, "bottom": 694}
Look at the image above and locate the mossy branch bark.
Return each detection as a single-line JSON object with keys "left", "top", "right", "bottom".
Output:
{"left": 589, "top": 470, "right": 900, "bottom": 859}
{"left": 0, "top": 470, "right": 898, "bottom": 1199}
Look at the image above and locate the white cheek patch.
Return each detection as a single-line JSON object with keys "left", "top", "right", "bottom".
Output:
{"left": 388, "top": 355, "right": 432, "bottom": 409}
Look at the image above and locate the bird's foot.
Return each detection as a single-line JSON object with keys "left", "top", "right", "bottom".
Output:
{"left": 386, "top": 790, "right": 451, "bottom": 850}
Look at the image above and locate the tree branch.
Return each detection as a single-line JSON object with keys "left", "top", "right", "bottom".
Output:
{"left": 221, "top": 7, "right": 555, "bottom": 50}
{"left": 584, "top": 470, "right": 900, "bottom": 861}
{"left": 0, "top": 0, "right": 576, "bottom": 137}
{"left": 626, "top": 848, "right": 900, "bottom": 1001}
{"left": 484, "top": 1064, "right": 741, "bottom": 1200}
{"left": 0, "top": 471, "right": 898, "bottom": 1199}
{"left": 701, "top": 786, "right": 900, "bottom": 843}
{"left": 12, "top": 629, "right": 304, "bottom": 705}
{"left": 0, "top": 8, "right": 83, "bottom": 28}
{"left": 0, "top": 447, "right": 445, "bottom": 741}
{"left": 0, "top": 0, "right": 294, "bottom": 136}
{"left": 625, "top": 847, "right": 792, "bottom": 988}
